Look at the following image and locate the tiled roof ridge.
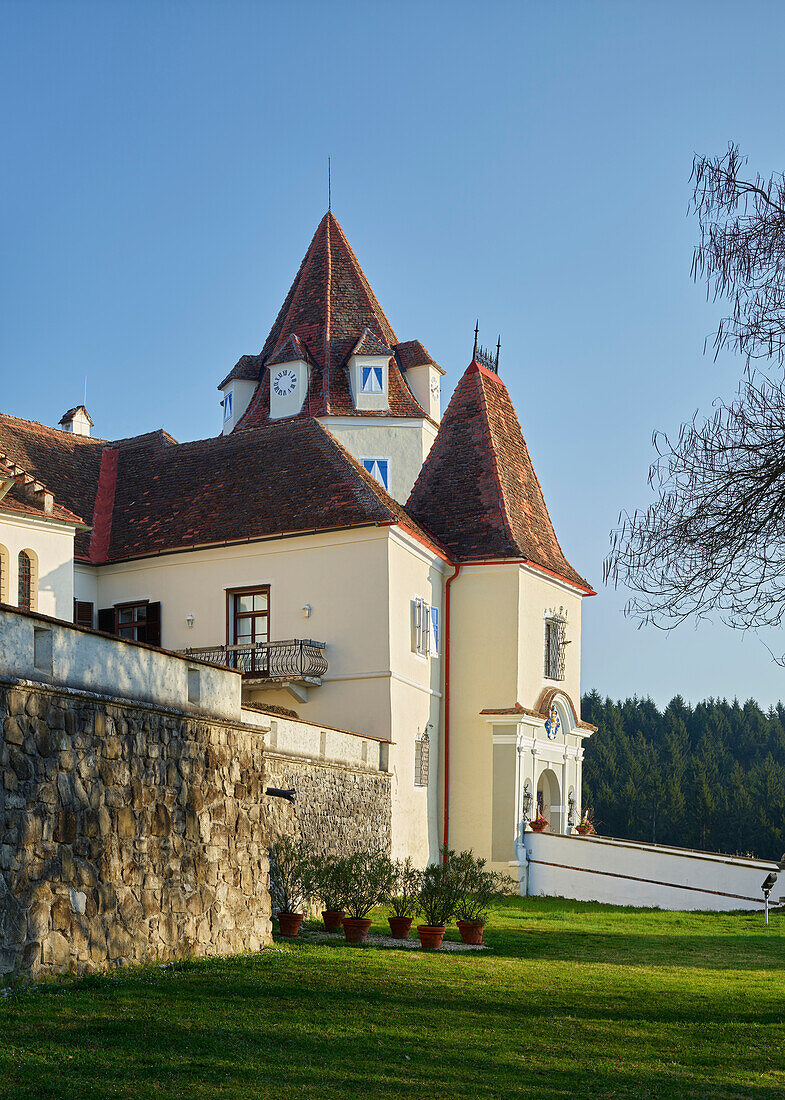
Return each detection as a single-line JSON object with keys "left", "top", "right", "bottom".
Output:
{"left": 109, "top": 428, "right": 177, "bottom": 449}
{"left": 0, "top": 411, "right": 106, "bottom": 445}
{"left": 260, "top": 217, "right": 325, "bottom": 365}
{"left": 474, "top": 368, "right": 519, "bottom": 555}
{"left": 351, "top": 327, "right": 393, "bottom": 357}
{"left": 477, "top": 368, "right": 588, "bottom": 583}
{"left": 268, "top": 333, "right": 315, "bottom": 367}
{"left": 89, "top": 447, "right": 118, "bottom": 563}
{"left": 311, "top": 420, "right": 391, "bottom": 518}
{"left": 314, "top": 421, "right": 450, "bottom": 557}
{"left": 0, "top": 453, "right": 87, "bottom": 526}
{"left": 328, "top": 214, "right": 398, "bottom": 348}
{"left": 324, "top": 212, "right": 332, "bottom": 414}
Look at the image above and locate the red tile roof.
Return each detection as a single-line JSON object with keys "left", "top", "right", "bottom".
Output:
{"left": 222, "top": 212, "right": 430, "bottom": 425}
{"left": 394, "top": 340, "right": 443, "bottom": 375}
{"left": 0, "top": 414, "right": 104, "bottom": 557}
{"left": 406, "top": 360, "right": 592, "bottom": 591}
{"left": 0, "top": 407, "right": 448, "bottom": 564}
{"left": 267, "top": 334, "right": 315, "bottom": 367}
{"left": 351, "top": 327, "right": 392, "bottom": 358}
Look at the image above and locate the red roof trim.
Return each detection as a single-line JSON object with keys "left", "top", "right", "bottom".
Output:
{"left": 89, "top": 448, "right": 118, "bottom": 563}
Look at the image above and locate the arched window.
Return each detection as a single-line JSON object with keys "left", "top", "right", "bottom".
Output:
{"left": 18, "top": 550, "right": 37, "bottom": 612}
{"left": 0, "top": 544, "right": 8, "bottom": 604}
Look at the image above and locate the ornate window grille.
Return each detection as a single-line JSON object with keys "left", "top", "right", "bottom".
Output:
{"left": 18, "top": 551, "right": 32, "bottom": 611}
{"left": 544, "top": 615, "right": 567, "bottom": 681}
{"left": 414, "top": 733, "right": 429, "bottom": 787}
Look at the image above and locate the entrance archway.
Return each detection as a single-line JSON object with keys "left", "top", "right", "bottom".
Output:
{"left": 537, "top": 768, "right": 562, "bottom": 832}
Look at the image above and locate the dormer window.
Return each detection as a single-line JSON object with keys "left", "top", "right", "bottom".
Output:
{"left": 361, "top": 366, "right": 384, "bottom": 394}
{"left": 362, "top": 458, "right": 389, "bottom": 490}
{"left": 223, "top": 392, "right": 233, "bottom": 420}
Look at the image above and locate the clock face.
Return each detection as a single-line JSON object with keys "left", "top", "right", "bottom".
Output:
{"left": 273, "top": 368, "right": 298, "bottom": 397}
{"left": 430, "top": 378, "right": 440, "bottom": 400}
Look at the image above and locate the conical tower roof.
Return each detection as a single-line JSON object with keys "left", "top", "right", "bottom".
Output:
{"left": 222, "top": 212, "right": 427, "bottom": 425}
{"left": 406, "top": 359, "right": 592, "bottom": 590}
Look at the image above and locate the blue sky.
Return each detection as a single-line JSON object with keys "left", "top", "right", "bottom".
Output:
{"left": 4, "top": 1, "right": 785, "bottom": 706}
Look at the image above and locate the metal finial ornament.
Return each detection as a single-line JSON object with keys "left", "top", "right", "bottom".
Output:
{"left": 473, "top": 320, "right": 479, "bottom": 360}
{"left": 495, "top": 336, "right": 501, "bottom": 372}
{"left": 328, "top": 156, "right": 331, "bottom": 212}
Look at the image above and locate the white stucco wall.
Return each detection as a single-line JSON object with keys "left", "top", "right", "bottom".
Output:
{"left": 319, "top": 417, "right": 437, "bottom": 504}
{"left": 524, "top": 830, "right": 784, "bottom": 912}
{"left": 0, "top": 512, "right": 75, "bottom": 620}
{"left": 0, "top": 605, "right": 242, "bottom": 722}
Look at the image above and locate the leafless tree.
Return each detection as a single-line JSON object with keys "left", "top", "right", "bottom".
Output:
{"left": 607, "top": 147, "right": 785, "bottom": 658}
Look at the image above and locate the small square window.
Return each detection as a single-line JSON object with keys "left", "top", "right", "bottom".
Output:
{"left": 362, "top": 458, "right": 389, "bottom": 490}
{"left": 361, "top": 366, "right": 384, "bottom": 394}
{"left": 223, "top": 392, "right": 233, "bottom": 420}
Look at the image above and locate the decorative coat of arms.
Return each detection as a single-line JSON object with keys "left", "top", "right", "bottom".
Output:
{"left": 545, "top": 704, "right": 560, "bottom": 740}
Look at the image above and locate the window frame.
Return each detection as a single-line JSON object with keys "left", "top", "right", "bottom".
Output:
{"left": 226, "top": 584, "right": 271, "bottom": 674}
{"left": 223, "top": 391, "right": 233, "bottom": 420}
{"left": 17, "top": 549, "right": 37, "bottom": 612}
{"left": 543, "top": 614, "right": 567, "bottom": 681}
{"left": 360, "top": 456, "right": 391, "bottom": 491}
{"left": 412, "top": 597, "right": 431, "bottom": 659}
{"left": 114, "top": 599, "right": 150, "bottom": 642}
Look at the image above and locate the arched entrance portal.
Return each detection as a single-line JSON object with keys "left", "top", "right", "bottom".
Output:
{"left": 537, "top": 768, "right": 562, "bottom": 832}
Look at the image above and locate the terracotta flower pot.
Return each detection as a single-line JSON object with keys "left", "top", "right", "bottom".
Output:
{"left": 388, "top": 916, "right": 413, "bottom": 940}
{"left": 529, "top": 822, "right": 548, "bottom": 832}
{"left": 575, "top": 825, "right": 593, "bottom": 836}
{"left": 417, "top": 924, "right": 445, "bottom": 950}
{"left": 322, "top": 910, "right": 346, "bottom": 933}
{"left": 343, "top": 917, "right": 372, "bottom": 944}
{"left": 457, "top": 919, "right": 486, "bottom": 945}
{"left": 277, "top": 912, "right": 304, "bottom": 937}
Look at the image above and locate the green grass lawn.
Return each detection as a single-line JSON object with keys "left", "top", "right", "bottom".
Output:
{"left": 1, "top": 897, "right": 784, "bottom": 1099}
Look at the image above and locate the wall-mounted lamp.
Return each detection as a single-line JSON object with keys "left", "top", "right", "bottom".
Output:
{"left": 186, "top": 614, "right": 195, "bottom": 629}
{"left": 302, "top": 604, "right": 312, "bottom": 619}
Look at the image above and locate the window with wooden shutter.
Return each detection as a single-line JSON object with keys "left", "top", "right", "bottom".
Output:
{"left": 97, "top": 607, "right": 115, "bottom": 634}
{"left": 411, "top": 598, "right": 430, "bottom": 657}
{"left": 73, "top": 600, "right": 94, "bottom": 629}
{"left": 144, "top": 602, "right": 162, "bottom": 647}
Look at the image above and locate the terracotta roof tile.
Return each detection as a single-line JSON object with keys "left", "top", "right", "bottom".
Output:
{"left": 394, "top": 340, "right": 443, "bottom": 374}
{"left": 233, "top": 212, "right": 428, "bottom": 426}
{"left": 267, "top": 334, "right": 315, "bottom": 367}
{"left": 351, "top": 327, "right": 392, "bottom": 358}
{"left": 218, "top": 353, "right": 263, "bottom": 389}
{"left": 406, "top": 360, "right": 592, "bottom": 590}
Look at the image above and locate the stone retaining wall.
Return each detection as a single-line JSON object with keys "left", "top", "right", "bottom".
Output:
{"left": 0, "top": 678, "right": 272, "bottom": 978}
{"left": 265, "top": 750, "right": 392, "bottom": 858}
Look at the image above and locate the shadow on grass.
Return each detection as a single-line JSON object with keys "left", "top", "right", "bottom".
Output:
{"left": 2, "top": 994, "right": 784, "bottom": 1100}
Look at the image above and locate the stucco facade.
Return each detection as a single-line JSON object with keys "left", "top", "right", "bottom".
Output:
{"left": 0, "top": 511, "right": 76, "bottom": 619}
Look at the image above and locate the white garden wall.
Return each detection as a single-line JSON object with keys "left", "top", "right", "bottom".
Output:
{"left": 523, "top": 830, "right": 783, "bottom": 911}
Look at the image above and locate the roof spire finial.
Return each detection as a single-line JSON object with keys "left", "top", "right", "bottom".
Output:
{"left": 495, "top": 336, "right": 501, "bottom": 373}
{"left": 473, "top": 320, "right": 479, "bottom": 361}
{"left": 328, "top": 156, "right": 331, "bottom": 212}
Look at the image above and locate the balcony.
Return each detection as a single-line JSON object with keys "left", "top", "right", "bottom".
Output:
{"left": 181, "top": 639, "right": 327, "bottom": 701}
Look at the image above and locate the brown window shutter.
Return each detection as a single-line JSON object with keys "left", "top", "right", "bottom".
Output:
{"left": 144, "top": 602, "right": 162, "bottom": 647}
{"left": 97, "top": 607, "right": 115, "bottom": 634}
{"left": 74, "top": 601, "right": 94, "bottom": 629}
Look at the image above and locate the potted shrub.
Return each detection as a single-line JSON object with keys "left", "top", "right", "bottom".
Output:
{"left": 417, "top": 852, "right": 459, "bottom": 949}
{"left": 452, "top": 849, "right": 513, "bottom": 945}
{"left": 269, "top": 835, "right": 312, "bottom": 937}
{"left": 310, "top": 853, "right": 349, "bottom": 932}
{"left": 528, "top": 815, "right": 548, "bottom": 833}
{"left": 341, "top": 852, "right": 395, "bottom": 944}
{"left": 387, "top": 857, "right": 423, "bottom": 939}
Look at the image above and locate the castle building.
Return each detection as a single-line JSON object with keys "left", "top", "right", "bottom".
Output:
{"left": 0, "top": 212, "right": 594, "bottom": 872}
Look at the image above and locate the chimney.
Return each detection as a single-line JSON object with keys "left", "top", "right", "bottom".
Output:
{"left": 59, "top": 405, "right": 93, "bottom": 437}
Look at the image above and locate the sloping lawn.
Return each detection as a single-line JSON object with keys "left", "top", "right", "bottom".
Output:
{"left": 1, "top": 898, "right": 784, "bottom": 1098}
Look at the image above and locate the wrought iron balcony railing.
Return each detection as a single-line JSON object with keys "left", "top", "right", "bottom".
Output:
{"left": 182, "top": 639, "right": 327, "bottom": 681}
